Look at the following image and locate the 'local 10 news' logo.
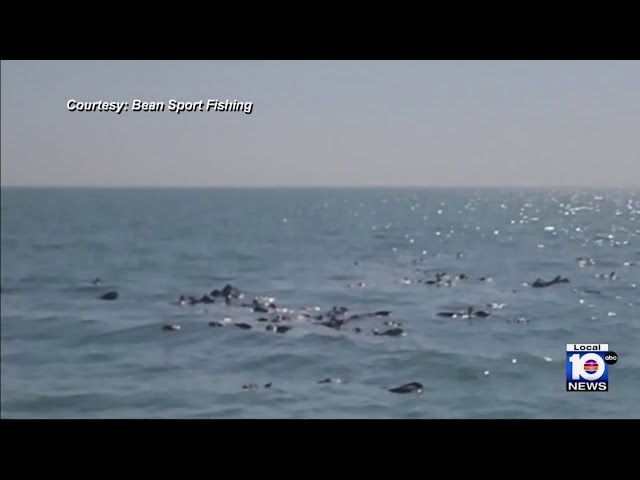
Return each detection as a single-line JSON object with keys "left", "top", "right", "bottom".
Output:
{"left": 566, "top": 344, "right": 618, "bottom": 392}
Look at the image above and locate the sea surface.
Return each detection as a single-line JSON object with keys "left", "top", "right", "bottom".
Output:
{"left": 1, "top": 187, "right": 639, "bottom": 419}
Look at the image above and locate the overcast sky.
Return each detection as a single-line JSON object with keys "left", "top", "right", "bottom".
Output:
{"left": 1, "top": 60, "right": 638, "bottom": 187}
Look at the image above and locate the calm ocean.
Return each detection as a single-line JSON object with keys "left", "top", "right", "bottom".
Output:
{"left": 1, "top": 187, "right": 638, "bottom": 418}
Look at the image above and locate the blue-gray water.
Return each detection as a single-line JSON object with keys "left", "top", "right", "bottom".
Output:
{"left": 1, "top": 187, "right": 639, "bottom": 419}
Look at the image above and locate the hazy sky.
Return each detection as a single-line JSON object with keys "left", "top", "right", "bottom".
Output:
{"left": 1, "top": 60, "right": 639, "bottom": 187}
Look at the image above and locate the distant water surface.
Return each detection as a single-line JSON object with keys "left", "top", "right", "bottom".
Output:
{"left": 1, "top": 187, "right": 639, "bottom": 418}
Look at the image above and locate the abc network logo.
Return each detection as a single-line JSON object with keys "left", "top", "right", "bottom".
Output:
{"left": 566, "top": 344, "right": 618, "bottom": 392}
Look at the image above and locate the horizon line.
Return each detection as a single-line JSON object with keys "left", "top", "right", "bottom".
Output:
{"left": 1, "top": 184, "right": 639, "bottom": 190}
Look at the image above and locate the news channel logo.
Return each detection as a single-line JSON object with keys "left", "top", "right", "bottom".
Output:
{"left": 566, "top": 344, "right": 618, "bottom": 391}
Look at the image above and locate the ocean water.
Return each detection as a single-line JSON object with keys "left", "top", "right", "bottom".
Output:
{"left": 1, "top": 187, "right": 639, "bottom": 419}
